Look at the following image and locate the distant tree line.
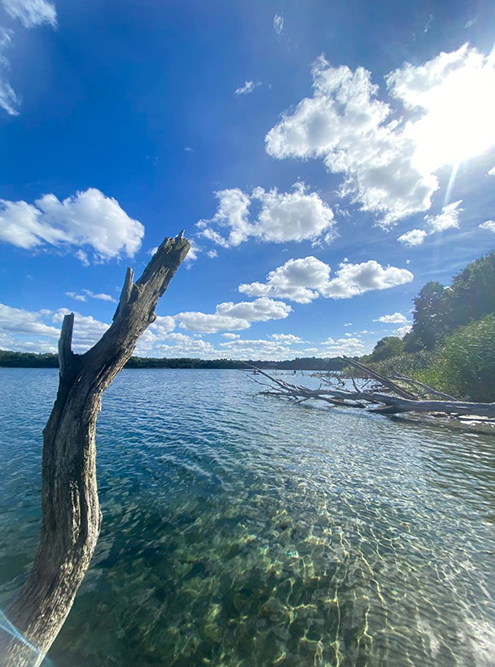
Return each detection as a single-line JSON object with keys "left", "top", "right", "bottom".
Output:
{"left": 362, "top": 250, "right": 495, "bottom": 401}
{"left": 0, "top": 350, "right": 345, "bottom": 372}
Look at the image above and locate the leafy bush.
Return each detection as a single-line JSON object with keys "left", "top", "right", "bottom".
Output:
{"left": 419, "top": 315, "right": 495, "bottom": 402}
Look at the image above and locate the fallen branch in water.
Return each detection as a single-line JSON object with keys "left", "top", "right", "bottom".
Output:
{"left": 247, "top": 360, "right": 495, "bottom": 422}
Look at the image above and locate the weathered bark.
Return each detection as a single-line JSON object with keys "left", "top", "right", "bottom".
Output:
{"left": 0, "top": 234, "right": 190, "bottom": 667}
{"left": 251, "top": 365, "right": 495, "bottom": 420}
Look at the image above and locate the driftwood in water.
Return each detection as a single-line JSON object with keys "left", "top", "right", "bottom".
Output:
{"left": 0, "top": 234, "right": 190, "bottom": 667}
{"left": 250, "top": 360, "right": 495, "bottom": 421}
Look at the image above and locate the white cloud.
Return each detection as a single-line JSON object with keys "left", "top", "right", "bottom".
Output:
{"left": 396, "top": 325, "right": 413, "bottom": 337}
{"left": 240, "top": 256, "right": 413, "bottom": 302}
{"left": 398, "top": 200, "right": 463, "bottom": 247}
{"left": 235, "top": 80, "right": 261, "bottom": 96}
{"left": 423, "top": 14, "right": 434, "bottom": 33}
{"left": 66, "top": 289, "right": 116, "bottom": 303}
{"left": 464, "top": 18, "right": 477, "bottom": 28}
{"left": 2, "top": 0, "right": 57, "bottom": 28}
{"left": 266, "top": 46, "right": 495, "bottom": 226}
{"left": 52, "top": 309, "right": 109, "bottom": 352}
{"left": 0, "top": 28, "right": 20, "bottom": 116}
{"left": 0, "top": 302, "right": 59, "bottom": 338}
{"left": 197, "top": 183, "right": 335, "bottom": 249}
{"left": 322, "top": 261, "right": 413, "bottom": 299}
{"left": 488, "top": 166, "right": 495, "bottom": 176}
{"left": 175, "top": 298, "right": 292, "bottom": 334}
{"left": 0, "top": 303, "right": 112, "bottom": 354}
{"left": 374, "top": 312, "right": 409, "bottom": 324}
{"left": 320, "top": 336, "right": 365, "bottom": 356}
{"left": 222, "top": 332, "right": 240, "bottom": 339}
{"left": 65, "top": 292, "right": 86, "bottom": 302}
{"left": 479, "top": 220, "right": 495, "bottom": 233}
{"left": 0, "top": 188, "right": 145, "bottom": 261}
{"left": 150, "top": 315, "right": 175, "bottom": 336}
{"left": 425, "top": 200, "right": 462, "bottom": 232}
{"left": 175, "top": 313, "right": 250, "bottom": 334}
{"left": 216, "top": 298, "right": 291, "bottom": 322}
{"left": 75, "top": 249, "right": 89, "bottom": 266}
{"left": 239, "top": 256, "right": 330, "bottom": 303}
{"left": 269, "top": 333, "right": 303, "bottom": 343}
{"left": 207, "top": 249, "right": 218, "bottom": 259}
{"left": 398, "top": 229, "right": 427, "bottom": 247}
{"left": 185, "top": 238, "right": 201, "bottom": 264}
{"left": 219, "top": 338, "right": 293, "bottom": 360}
{"left": 273, "top": 14, "right": 284, "bottom": 35}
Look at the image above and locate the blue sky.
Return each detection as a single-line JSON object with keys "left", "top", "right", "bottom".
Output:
{"left": 0, "top": 0, "right": 494, "bottom": 360}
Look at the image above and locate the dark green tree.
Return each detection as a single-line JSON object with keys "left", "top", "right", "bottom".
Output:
{"left": 446, "top": 250, "right": 495, "bottom": 328}
{"left": 409, "top": 281, "right": 448, "bottom": 350}
{"left": 369, "top": 336, "right": 405, "bottom": 361}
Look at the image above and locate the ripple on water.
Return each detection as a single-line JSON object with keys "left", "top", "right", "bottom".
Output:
{"left": 0, "top": 368, "right": 494, "bottom": 666}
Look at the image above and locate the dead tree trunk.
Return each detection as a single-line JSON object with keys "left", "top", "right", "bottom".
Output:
{"left": 0, "top": 234, "right": 190, "bottom": 667}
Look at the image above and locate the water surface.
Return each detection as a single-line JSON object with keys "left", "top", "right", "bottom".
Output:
{"left": 0, "top": 368, "right": 494, "bottom": 666}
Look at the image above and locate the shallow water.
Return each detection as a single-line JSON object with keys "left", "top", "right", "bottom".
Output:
{"left": 0, "top": 368, "right": 494, "bottom": 666}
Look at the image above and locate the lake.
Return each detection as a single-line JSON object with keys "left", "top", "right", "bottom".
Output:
{"left": 0, "top": 368, "right": 494, "bottom": 666}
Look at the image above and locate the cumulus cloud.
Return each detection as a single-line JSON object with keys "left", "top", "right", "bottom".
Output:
{"left": 0, "top": 188, "right": 145, "bottom": 261}
{"left": 52, "top": 309, "right": 109, "bottom": 351}
{"left": 197, "top": 183, "right": 336, "bottom": 248}
{"left": 374, "top": 312, "right": 409, "bottom": 324}
{"left": 320, "top": 336, "right": 365, "bottom": 357}
{"left": 175, "top": 313, "right": 250, "bottom": 334}
{"left": 396, "top": 325, "right": 413, "bottom": 337}
{"left": 175, "top": 298, "right": 292, "bottom": 334}
{"left": 398, "top": 200, "right": 463, "bottom": 247}
{"left": 240, "top": 256, "right": 413, "bottom": 302}
{"left": 2, "top": 0, "right": 57, "bottom": 28}
{"left": 222, "top": 332, "right": 240, "bottom": 339}
{"left": 479, "top": 220, "right": 495, "bottom": 233}
{"left": 0, "top": 303, "right": 111, "bottom": 353}
{"left": 398, "top": 229, "right": 428, "bottom": 247}
{"left": 269, "top": 333, "right": 303, "bottom": 343}
{"left": 322, "top": 261, "right": 413, "bottom": 299}
{"left": 0, "top": 302, "right": 59, "bottom": 338}
{"left": 235, "top": 80, "right": 261, "bottom": 95}
{"left": 239, "top": 256, "right": 330, "bottom": 303}
{"left": 66, "top": 289, "right": 116, "bottom": 303}
{"left": 273, "top": 14, "right": 284, "bottom": 35}
{"left": 266, "top": 46, "right": 495, "bottom": 226}
{"left": 425, "top": 200, "right": 462, "bottom": 232}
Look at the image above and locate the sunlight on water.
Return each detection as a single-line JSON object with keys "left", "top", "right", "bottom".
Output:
{"left": 0, "top": 368, "right": 494, "bottom": 666}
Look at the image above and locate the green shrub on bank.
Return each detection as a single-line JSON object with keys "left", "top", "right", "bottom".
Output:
{"left": 369, "top": 315, "right": 495, "bottom": 402}
{"left": 367, "top": 350, "right": 436, "bottom": 378}
{"left": 419, "top": 314, "right": 495, "bottom": 402}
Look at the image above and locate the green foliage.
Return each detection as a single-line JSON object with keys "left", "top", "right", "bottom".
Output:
{"left": 365, "top": 251, "right": 495, "bottom": 402}
{"left": 407, "top": 251, "right": 495, "bottom": 351}
{"left": 446, "top": 250, "right": 495, "bottom": 328}
{"left": 0, "top": 350, "right": 344, "bottom": 372}
{"left": 365, "top": 336, "right": 405, "bottom": 362}
{"left": 419, "top": 315, "right": 495, "bottom": 402}
{"left": 0, "top": 350, "right": 58, "bottom": 367}
{"left": 409, "top": 281, "right": 448, "bottom": 350}
{"left": 366, "top": 349, "right": 436, "bottom": 378}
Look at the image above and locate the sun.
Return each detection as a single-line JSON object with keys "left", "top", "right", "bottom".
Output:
{"left": 408, "top": 49, "right": 495, "bottom": 172}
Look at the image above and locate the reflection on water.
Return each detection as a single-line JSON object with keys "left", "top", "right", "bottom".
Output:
{"left": 0, "top": 368, "right": 494, "bottom": 666}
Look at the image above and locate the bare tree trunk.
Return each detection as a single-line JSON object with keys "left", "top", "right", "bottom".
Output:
{"left": 0, "top": 234, "right": 190, "bottom": 667}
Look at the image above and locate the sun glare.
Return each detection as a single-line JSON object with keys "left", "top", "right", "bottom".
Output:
{"left": 409, "top": 54, "right": 495, "bottom": 171}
